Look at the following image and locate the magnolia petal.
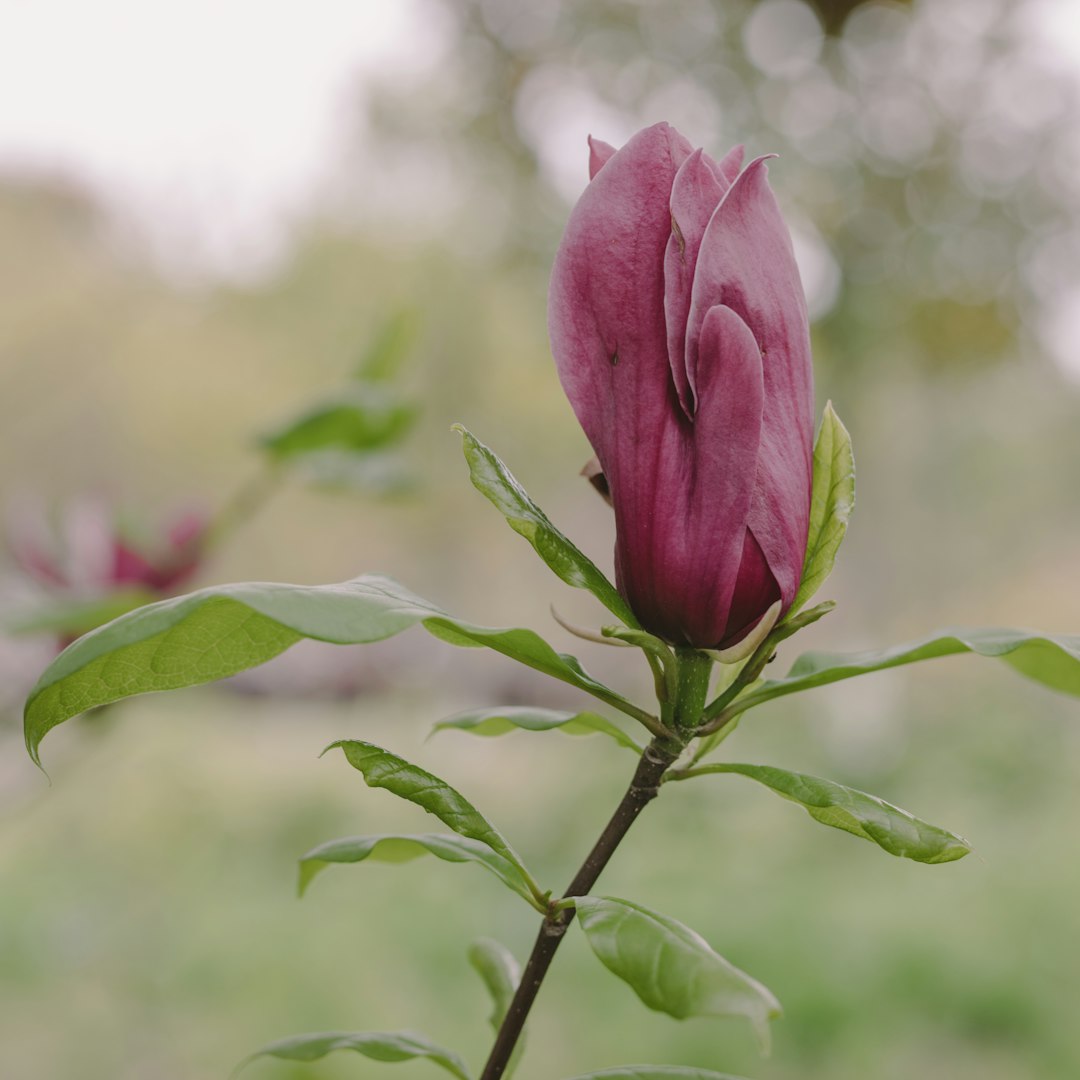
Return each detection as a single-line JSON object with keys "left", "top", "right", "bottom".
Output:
{"left": 711, "top": 143, "right": 745, "bottom": 187}
{"left": 551, "top": 127, "right": 812, "bottom": 649}
{"left": 616, "top": 304, "right": 763, "bottom": 647}
{"left": 6, "top": 503, "right": 67, "bottom": 587}
{"left": 688, "top": 156, "right": 814, "bottom": 609}
{"left": 588, "top": 135, "right": 617, "bottom": 180}
{"left": 167, "top": 513, "right": 205, "bottom": 551}
{"left": 549, "top": 123, "right": 692, "bottom": 545}
{"left": 111, "top": 543, "right": 159, "bottom": 587}
{"left": 664, "top": 149, "right": 726, "bottom": 417}
{"left": 721, "top": 529, "right": 782, "bottom": 647}
{"left": 64, "top": 499, "right": 117, "bottom": 591}
{"left": 709, "top": 598, "right": 782, "bottom": 664}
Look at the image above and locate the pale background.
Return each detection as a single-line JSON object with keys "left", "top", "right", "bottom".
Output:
{"left": 2, "top": 2, "right": 1080, "bottom": 1078}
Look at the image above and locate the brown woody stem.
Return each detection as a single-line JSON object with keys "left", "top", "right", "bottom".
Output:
{"left": 477, "top": 737, "right": 681, "bottom": 1080}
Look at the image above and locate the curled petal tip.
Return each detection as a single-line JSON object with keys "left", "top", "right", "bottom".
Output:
{"left": 587, "top": 135, "right": 617, "bottom": 180}
{"left": 709, "top": 598, "right": 782, "bottom": 664}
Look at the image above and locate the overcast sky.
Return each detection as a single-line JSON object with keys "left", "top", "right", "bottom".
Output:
{"left": 0, "top": 0, "right": 443, "bottom": 277}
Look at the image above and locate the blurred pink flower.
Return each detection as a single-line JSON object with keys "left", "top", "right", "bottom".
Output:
{"left": 7, "top": 497, "right": 206, "bottom": 599}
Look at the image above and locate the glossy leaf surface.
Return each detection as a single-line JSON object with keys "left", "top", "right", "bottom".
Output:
{"left": 327, "top": 740, "right": 542, "bottom": 903}
{"left": 298, "top": 833, "right": 536, "bottom": 906}
{"left": 25, "top": 574, "right": 644, "bottom": 764}
{"left": 235, "top": 1030, "right": 471, "bottom": 1078}
{"left": 672, "top": 764, "right": 971, "bottom": 864}
{"left": 741, "top": 627, "right": 1080, "bottom": 713}
{"left": 790, "top": 401, "right": 854, "bottom": 616}
{"left": 573, "top": 896, "right": 780, "bottom": 1050}
{"left": 432, "top": 706, "right": 642, "bottom": 753}
{"left": 455, "top": 426, "right": 637, "bottom": 627}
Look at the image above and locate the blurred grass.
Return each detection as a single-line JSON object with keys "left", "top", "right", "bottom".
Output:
{"left": 2, "top": 648, "right": 1079, "bottom": 1079}
{"left": 2, "top": 186, "right": 1079, "bottom": 1075}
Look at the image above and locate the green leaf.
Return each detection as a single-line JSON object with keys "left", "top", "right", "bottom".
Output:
{"left": 327, "top": 740, "right": 544, "bottom": 906}
{"left": 24, "top": 574, "right": 649, "bottom": 765}
{"left": 355, "top": 309, "right": 418, "bottom": 383}
{"left": 572, "top": 896, "right": 781, "bottom": 1052}
{"left": 235, "top": 1030, "right": 471, "bottom": 1079}
{"left": 281, "top": 449, "right": 416, "bottom": 495}
{"left": 298, "top": 833, "right": 537, "bottom": 906}
{"left": 737, "top": 627, "right": 1080, "bottom": 716}
{"left": 790, "top": 402, "right": 854, "bottom": 616}
{"left": 468, "top": 937, "right": 526, "bottom": 1078}
{"left": 563, "top": 1069, "right": 751, "bottom": 1080}
{"left": 261, "top": 384, "right": 416, "bottom": 460}
{"left": 6, "top": 589, "right": 157, "bottom": 637}
{"left": 455, "top": 426, "right": 638, "bottom": 627}
{"left": 468, "top": 937, "right": 521, "bottom": 1031}
{"left": 431, "top": 706, "right": 642, "bottom": 754}
{"left": 670, "top": 764, "right": 971, "bottom": 864}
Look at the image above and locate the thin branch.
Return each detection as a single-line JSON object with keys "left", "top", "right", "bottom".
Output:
{"left": 477, "top": 738, "right": 681, "bottom": 1080}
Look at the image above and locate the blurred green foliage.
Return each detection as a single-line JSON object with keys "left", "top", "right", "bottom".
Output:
{"left": 358, "top": 0, "right": 1079, "bottom": 384}
{"left": 2, "top": 0, "right": 1080, "bottom": 1078}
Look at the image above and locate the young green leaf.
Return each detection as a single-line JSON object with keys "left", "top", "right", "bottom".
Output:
{"left": 669, "top": 764, "right": 971, "bottom": 864}
{"left": 468, "top": 937, "right": 521, "bottom": 1031}
{"left": 734, "top": 627, "right": 1080, "bottom": 717}
{"left": 326, "top": 741, "right": 545, "bottom": 905}
{"left": 261, "top": 384, "right": 416, "bottom": 460}
{"left": 789, "top": 401, "right": 854, "bottom": 617}
{"left": 355, "top": 308, "right": 418, "bottom": 383}
{"left": 431, "top": 706, "right": 642, "bottom": 753}
{"left": 298, "top": 833, "right": 538, "bottom": 907}
{"left": 234, "top": 1030, "right": 471, "bottom": 1079}
{"left": 468, "top": 938, "right": 526, "bottom": 1077}
{"left": 572, "top": 896, "right": 781, "bottom": 1052}
{"left": 24, "top": 574, "right": 651, "bottom": 765}
{"left": 563, "top": 1069, "right": 751, "bottom": 1080}
{"left": 454, "top": 426, "right": 638, "bottom": 628}
{"left": 282, "top": 448, "right": 415, "bottom": 496}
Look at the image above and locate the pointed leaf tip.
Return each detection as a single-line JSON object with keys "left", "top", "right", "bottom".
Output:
{"left": 234, "top": 1030, "right": 472, "bottom": 1079}
{"left": 455, "top": 426, "right": 638, "bottom": 628}
{"left": 745, "top": 626, "right": 1080, "bottom": 711}
{"left": 297, "top": 833, "right": 538, "bottom": 906}
{"left": 790, "top": 402, "right": 854, "bottom": 617}
{"left": 327, "top": 740, "right": 546, "bottom": 908}
{"left": 672, "top": 763, "right": 972, "bottom": 864}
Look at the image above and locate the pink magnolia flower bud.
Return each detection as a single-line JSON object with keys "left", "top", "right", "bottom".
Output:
{"left": 548, "top": 123, "right": 814, "bottom": 649}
